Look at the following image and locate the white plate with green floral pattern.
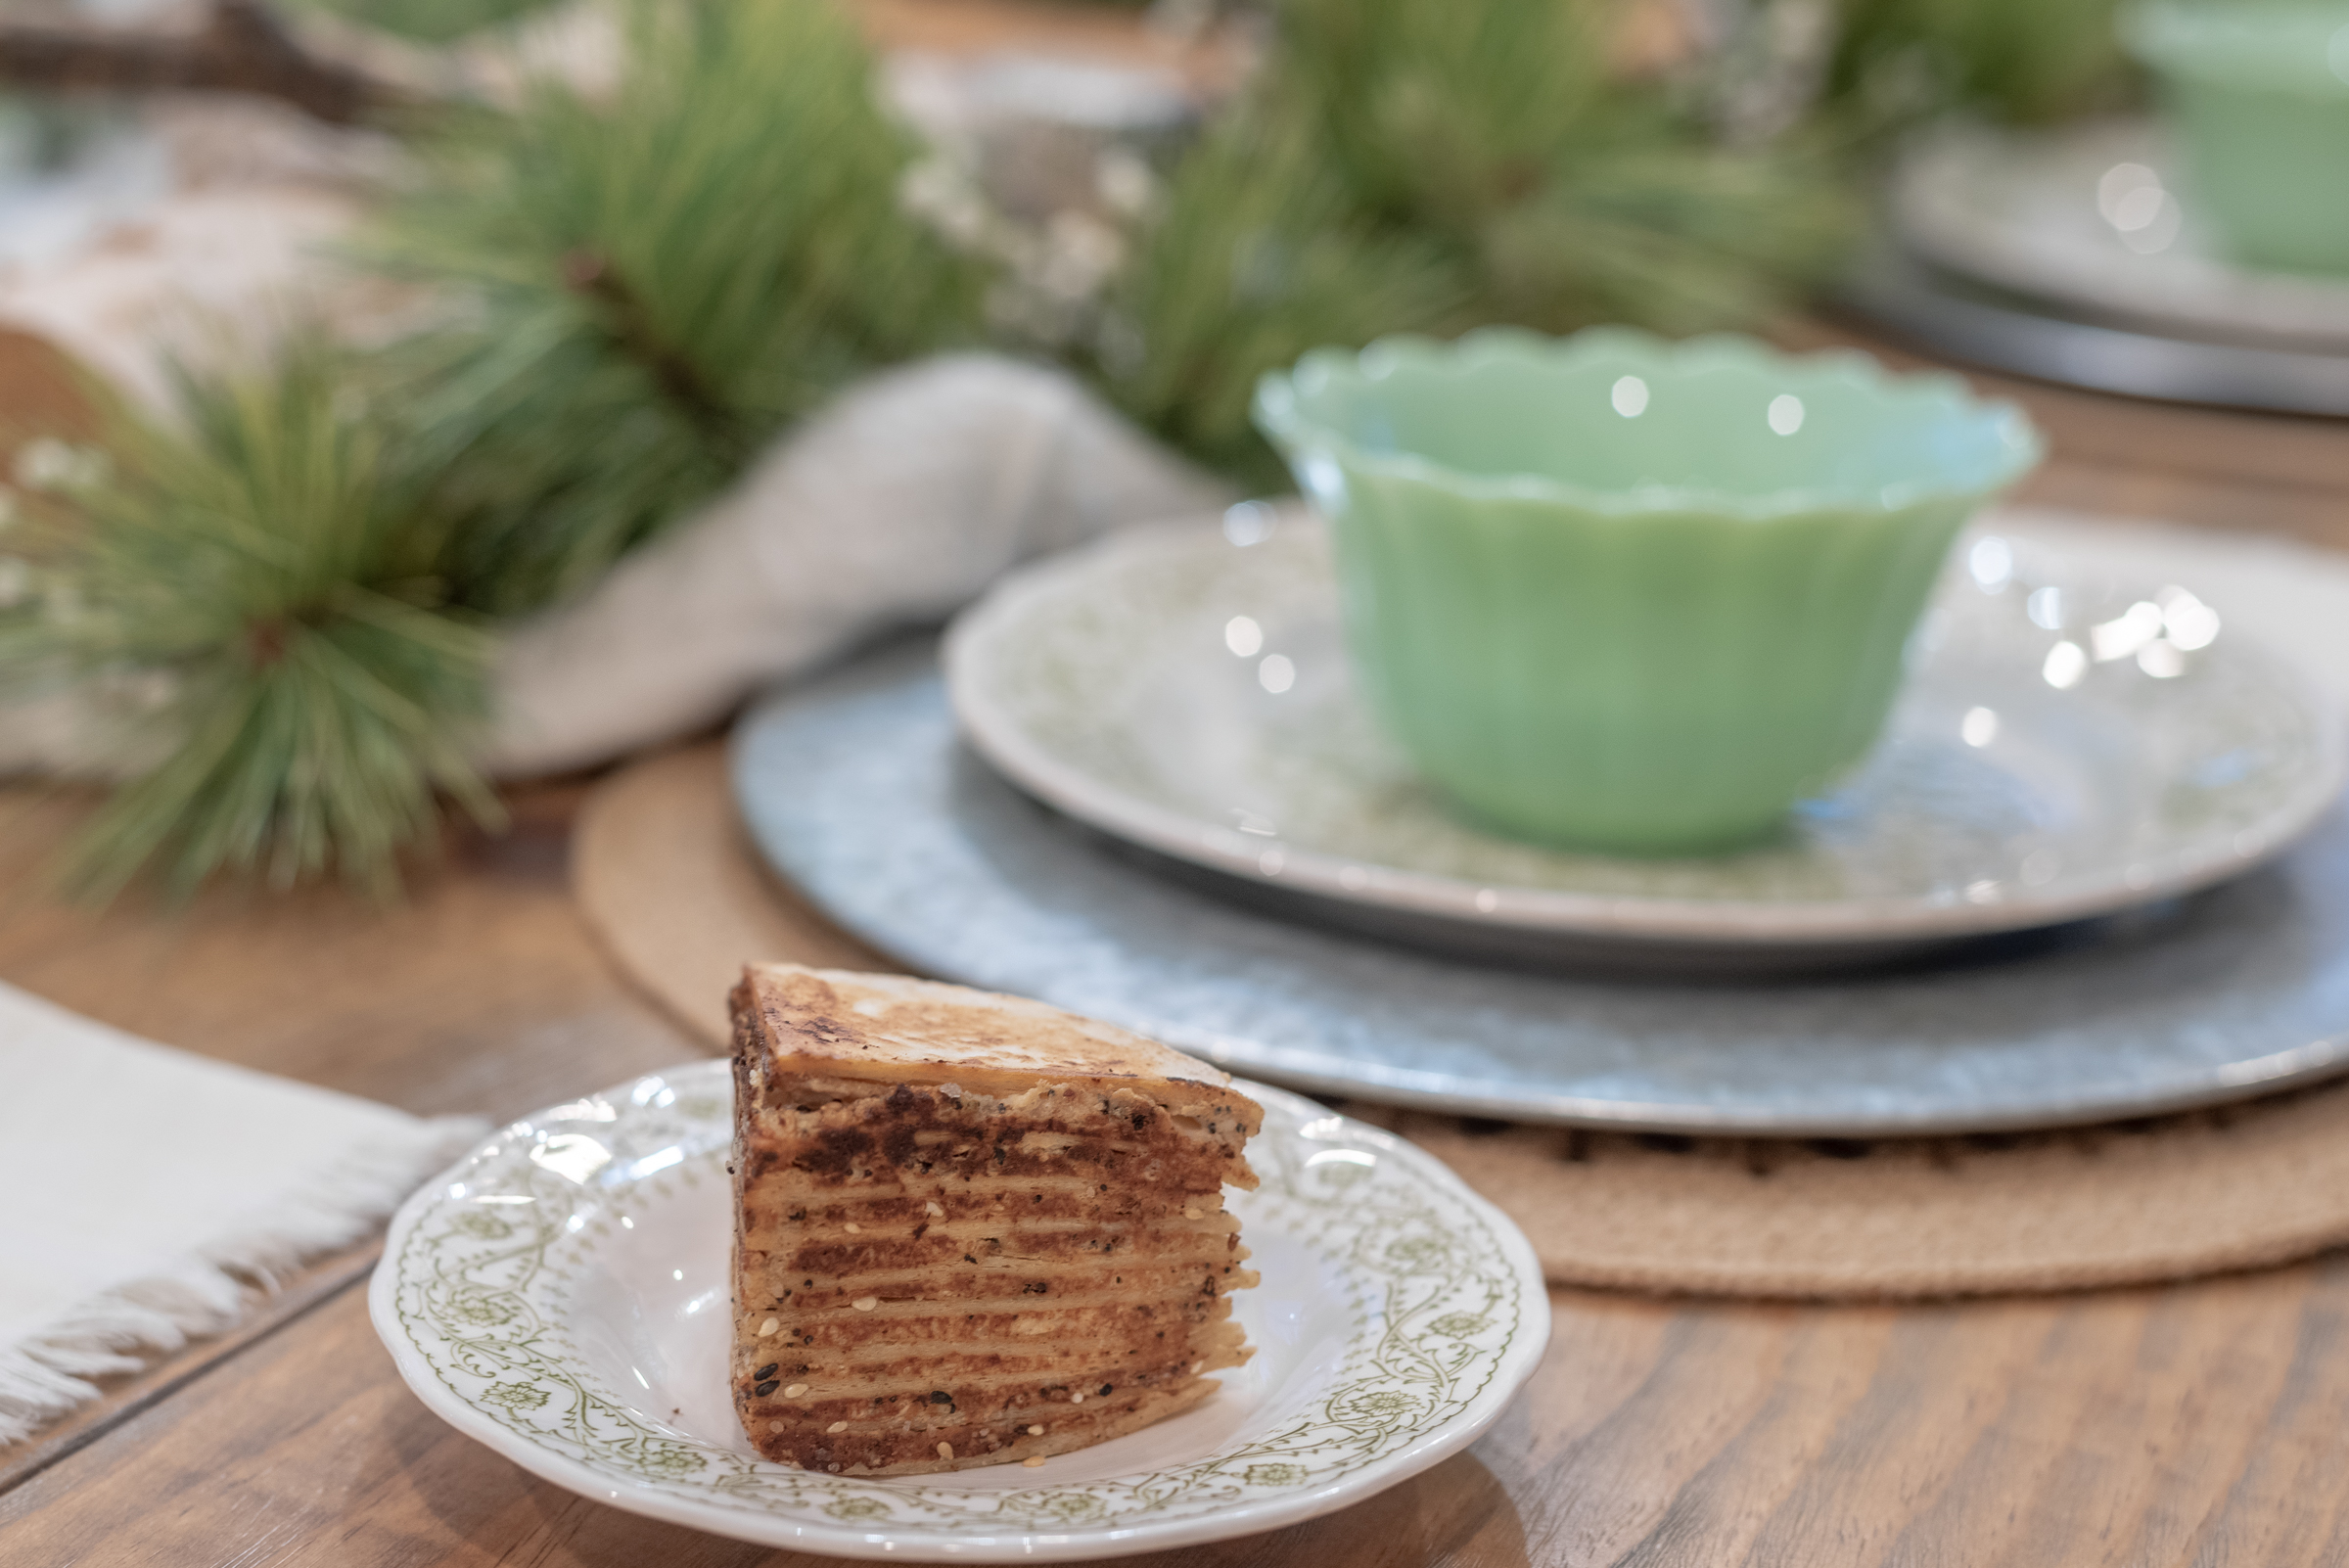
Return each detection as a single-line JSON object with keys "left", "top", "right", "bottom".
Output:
{"left": 944, "top": 506, "right": 2345, "bottom": 967}
{"left": 370, "top": 1062, "right": 1549, "bottom": 1561}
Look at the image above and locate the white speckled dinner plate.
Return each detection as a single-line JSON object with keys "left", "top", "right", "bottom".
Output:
{"left": 944, "top": 507, "right": 2344, "bottom": 965}
{"left": 370, "top": 1062, "right": 1549, "bottom": 1562}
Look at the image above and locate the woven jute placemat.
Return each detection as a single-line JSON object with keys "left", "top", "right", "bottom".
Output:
{"left": 575, "top": 744, "right": 2349, "bottom": 1300}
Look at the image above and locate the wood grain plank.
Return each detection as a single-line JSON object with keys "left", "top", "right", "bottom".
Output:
{"left": 14, "top": 1258, "right": 2349, "bottom": 1566}
{"left": 0, "top": 1242, "right": 381, "bottom": 1497}
{"left": 0, "top": 781, "right": 708, "bottom": 1124}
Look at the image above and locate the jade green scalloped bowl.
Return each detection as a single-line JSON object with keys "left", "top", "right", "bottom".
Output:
{"left": 1252, "top": 329, "right": 2044, "bottom": 854}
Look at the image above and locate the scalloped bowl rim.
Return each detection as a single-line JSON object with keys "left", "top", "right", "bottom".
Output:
{"left": 1252, "top": 328, "right": 2045, "bottom": 521}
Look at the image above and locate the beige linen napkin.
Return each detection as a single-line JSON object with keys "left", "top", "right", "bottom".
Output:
{"left": 0, "top": 982, "right": 482, "bottom": 1445}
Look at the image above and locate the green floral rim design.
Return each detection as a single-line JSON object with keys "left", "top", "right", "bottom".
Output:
{"left": 369, "top": 1062, "right": 1551, "bottom": 1561}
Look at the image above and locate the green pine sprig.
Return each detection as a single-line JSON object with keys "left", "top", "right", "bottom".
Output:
{"left": 1093, "top": 117, "right": 1465, "bottom": 490}
{"left": 1094, "top": 0, "right": 1860, "bottom": 481}
{"left": 369, "top": 0, "right": 987, "bottom": 615}
{"left": 1825, "top": 0, "right": 2138, "bottom": 127}
{"left": 0, "top": 349, "right": 499, "bottom": 902}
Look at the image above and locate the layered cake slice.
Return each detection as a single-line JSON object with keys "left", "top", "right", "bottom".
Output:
{"left": 728, "top": 963, "right": 1262, "bottom": 1475}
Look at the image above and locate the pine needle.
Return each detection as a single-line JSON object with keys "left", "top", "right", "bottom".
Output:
{"left": 0, "top": 348, "right": 500, "bottom": 902}
{"left": 370, "top": 0, "right": 986, "bottom": 614}
{"left": 1098, "top": 0, "right": 1859, "bottom": 479}
{"left": 1095, "top": 118, "right": 1464, "bottom": 490}
{"left": 1826, "top": 0, "right": 2138, "bottom": 125}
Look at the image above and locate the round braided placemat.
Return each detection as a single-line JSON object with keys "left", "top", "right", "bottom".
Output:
{"left": 575, "top": 743, "right": 2349, "bottom": 1300}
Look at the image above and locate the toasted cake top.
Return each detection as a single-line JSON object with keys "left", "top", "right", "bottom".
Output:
{"left": 737, "top": 965, "right": 1258, "bottom": 1125}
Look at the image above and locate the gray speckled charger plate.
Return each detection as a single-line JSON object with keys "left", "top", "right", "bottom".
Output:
{"left": 732, "top": 641, "right": 2349, "bottom": 1136}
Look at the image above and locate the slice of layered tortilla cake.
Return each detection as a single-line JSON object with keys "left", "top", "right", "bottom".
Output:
{"left": 728, "top": 963, "right": 1262, "bottom": 1475}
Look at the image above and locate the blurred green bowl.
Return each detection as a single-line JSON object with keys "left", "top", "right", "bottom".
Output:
{"left": 2124, "top": 0, "right": 2349, "bottom": 275}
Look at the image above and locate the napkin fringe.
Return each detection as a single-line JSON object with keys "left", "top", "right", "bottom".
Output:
{"left": 0, "top": 1113, "right": 485, "bottom": 1447}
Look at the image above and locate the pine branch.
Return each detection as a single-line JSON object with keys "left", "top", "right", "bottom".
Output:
{"left": 1098, "top": 0, "right": 1859, "bottom": 482}
{"left": 1095, "top": 118, "right": 1464, "bottom": 489}
{"left": 1825, "top": 0, "right": 2138, "bottom": 125}
{"left": 0, "top": 347, "right": 499, "bottom": 902}
{"left": 366, "top": 0, "right": 987, "bottom": 615}
{"left": 557, "top": 248, "right": 744, "bottom": 451}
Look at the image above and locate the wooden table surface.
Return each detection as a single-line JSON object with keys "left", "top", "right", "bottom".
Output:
{"left": 2, "top": 346, "right": 2348, "bottom": 1567}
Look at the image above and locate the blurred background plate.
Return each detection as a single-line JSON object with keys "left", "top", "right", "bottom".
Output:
{"left": 1889, "top": 118, "right": 2349, "bottom": 352}
{"left": 944, "top": 513, "right": 2344, "bottom": 970}
{"left": 1839, "top": 246, "right": 2349, "bottom": 418}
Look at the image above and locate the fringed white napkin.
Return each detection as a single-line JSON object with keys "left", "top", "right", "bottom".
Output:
{"left": 0, "top": 983, "right": 484, "bottom": 1446}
